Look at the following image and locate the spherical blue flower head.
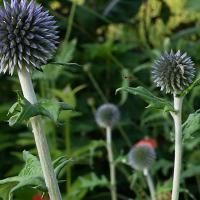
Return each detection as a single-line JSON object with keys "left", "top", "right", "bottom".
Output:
{"left": 95, "top": 103, "right": 120, "bottom": 128}
{"left": 0, "top": 0, "right": 59, "bottom": 75}
{"left": 151, "top": 50, "right": 195, "bottom": 94}
{"left": 128, "top": 144, "right": 156, "bottom": 171}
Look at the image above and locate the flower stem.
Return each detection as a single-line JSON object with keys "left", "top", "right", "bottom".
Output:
{"left": 171, "top": 95, "right": 184, "bottom": 200}
{"left": 143, "top": 168, "right": 156, "bottom": 200}
{"left": 106, "top": 127, "right": 117, "bottom": 200}
{"left": 18, "top": 68, "right": 62, "bottom": 200}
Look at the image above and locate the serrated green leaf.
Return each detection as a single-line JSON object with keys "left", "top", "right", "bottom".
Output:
{"left": 8, "top": 95, "right": 73, "bottom": 126}
{"left": 180, "top": 76, "right": 200, "bottom": 97}
{"left": 72, "top": 140, "right": 105, "bottom": 157}
{"left": 53, "top": 157, "right": 73, "bottom": 178}
{"left": 182, "top": 109, "right": 200, "bottom": 142}
{"left": 66, "top": 173, "right": 109, "bottom": 200}
{"left": 0, "top": 151, "right": 45, "bottom": 200}
{"left": 116, "top": 86, "right": 173, "bottom": 112}
{"left": 0, "top": 151, "right": 70, "bottom": 200}
{"left": 32, "top": 39, "right": 77, "bottom": 81}
{"left": 56, "top": 39, "right": 77, "bottom": 63}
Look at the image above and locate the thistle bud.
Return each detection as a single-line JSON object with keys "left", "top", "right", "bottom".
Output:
{"left": 151, "top": 50, "right": 195, "bottom": 94}
{"left": 95, "top": 103, "right": 120, "bottom": 129}
{"left": 128, "top": 141, "right": 156, "bottom": 171}
{"left": 0, "top": 0, "right": 59, "bottom": 75}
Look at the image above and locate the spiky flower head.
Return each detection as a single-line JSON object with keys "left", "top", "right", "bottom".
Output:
{"left": 151, "top": 50, "right": 195, "bottom": 94}
{"left": 128, "top": 140, "right": 156, "bottom": 171}
{"left": 0, "top": 0, "right": 58, "bottom": 75}
{"left": 95, "top": 103, "right": 120, "bottom": 129}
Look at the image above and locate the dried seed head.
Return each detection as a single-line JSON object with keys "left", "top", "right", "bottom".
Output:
{"left": 128, "top": 143, "right": 156, "bottom": 171}
{"left": 95, "top": 103, "right": 120, "bottom": 128}
{"left": 0, "top": 0, "right": 59, "bottom": 75}
{"left": 151, "top": 50, "right": 195, "bottom": 94}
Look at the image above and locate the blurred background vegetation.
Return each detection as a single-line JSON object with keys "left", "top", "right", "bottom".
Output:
{"left": 0, "top": 0, "right": 200, "bottom": 199}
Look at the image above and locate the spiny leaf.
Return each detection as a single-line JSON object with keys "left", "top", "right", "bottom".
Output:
{"left": 72, "top": 140, "right": 106, "bottom": 157}
{"left": 0, "top": 151, "right": 45, "bottom": 200}
{"left": 53, "top": 157, "right": 73, "bottom": 178}
{"left": 7, "top": 94, "right": 74, "bottom": 126}
{"left": 66, "top": 173, "right": 109, "bottom": 200}
{"left": 180, "top": 75, "right": 200, "bottom": 97}
{"left": 182, "top": 109, "right": 200, "bottom": 142}
{"left": 116, "top": 86, "right": 174, "bottom": 112}
{"left": 56, "top": 39, "right": 77, "bottom": 64}
{"left": 0, "top": 151, "right": 70, "bottom": 200}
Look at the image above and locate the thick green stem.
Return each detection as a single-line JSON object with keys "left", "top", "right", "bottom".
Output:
{"left": 18, "top": 69, "right": 62, "bottom": 200}
{"left": 106, "top": 127, "right": 117, "bottom": 200}
{"left": 171, "top": 95, "right": 183, "bottom": 200}
{"left": 143, "top": 169, "right": 156, "bottom": 200}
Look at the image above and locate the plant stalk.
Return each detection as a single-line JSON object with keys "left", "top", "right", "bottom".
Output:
{"left": 18, "top": 68, "right": 62, "bottom": 200}
{"left": 106, "top": 126, "right": 117, "bottom": 200}
{"left": 171, "top": 95, "right": 183, "bottom": 200}
{"left": 143, "top": 168, "right": 156, "bottom": 200}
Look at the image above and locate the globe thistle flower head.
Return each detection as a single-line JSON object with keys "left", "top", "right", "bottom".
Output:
{"left": 95, "top": 103, "right": 120, "bottom": 129}
{"left": 0, "top": 0, "right": 59, "bottom": 75}
{"left": 152, "top": 50, "right": 195, "bottom": 94}
{"left": 128, "top": 141, "right": 156, "bottom": 171}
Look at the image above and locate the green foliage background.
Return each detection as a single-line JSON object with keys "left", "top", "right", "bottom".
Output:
{"left": 0, "top": 0, "right": 200, "bottom": 199}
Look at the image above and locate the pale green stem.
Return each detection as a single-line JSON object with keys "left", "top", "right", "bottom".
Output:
{"left": 106, "top": 126, "right": 117, "bottom": 200}
{"left": 143, "top": 168, "right": 156, "bottom": 200}
{"left": 18, "top": 68, "right": 62, "bottom": 200}
{"left": 171, "top": 95, "right": 183, "bottom": 200}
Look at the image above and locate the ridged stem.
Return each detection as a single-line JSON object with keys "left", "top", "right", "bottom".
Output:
{"left": 171, "top": 95, "right": 183, "bottom": 200}
{"left": 143, "top": 168, "right": 156, "bottom": 200}
{"left": 106, "top": 127, "right": 117, "bottom": 200}
{"left": 18, "top": 68, "right": 62, "bottom": 200}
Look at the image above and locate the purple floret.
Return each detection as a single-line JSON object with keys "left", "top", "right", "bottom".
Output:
{"left": 0, "top": 0, "right": 59, "bottom": 75}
